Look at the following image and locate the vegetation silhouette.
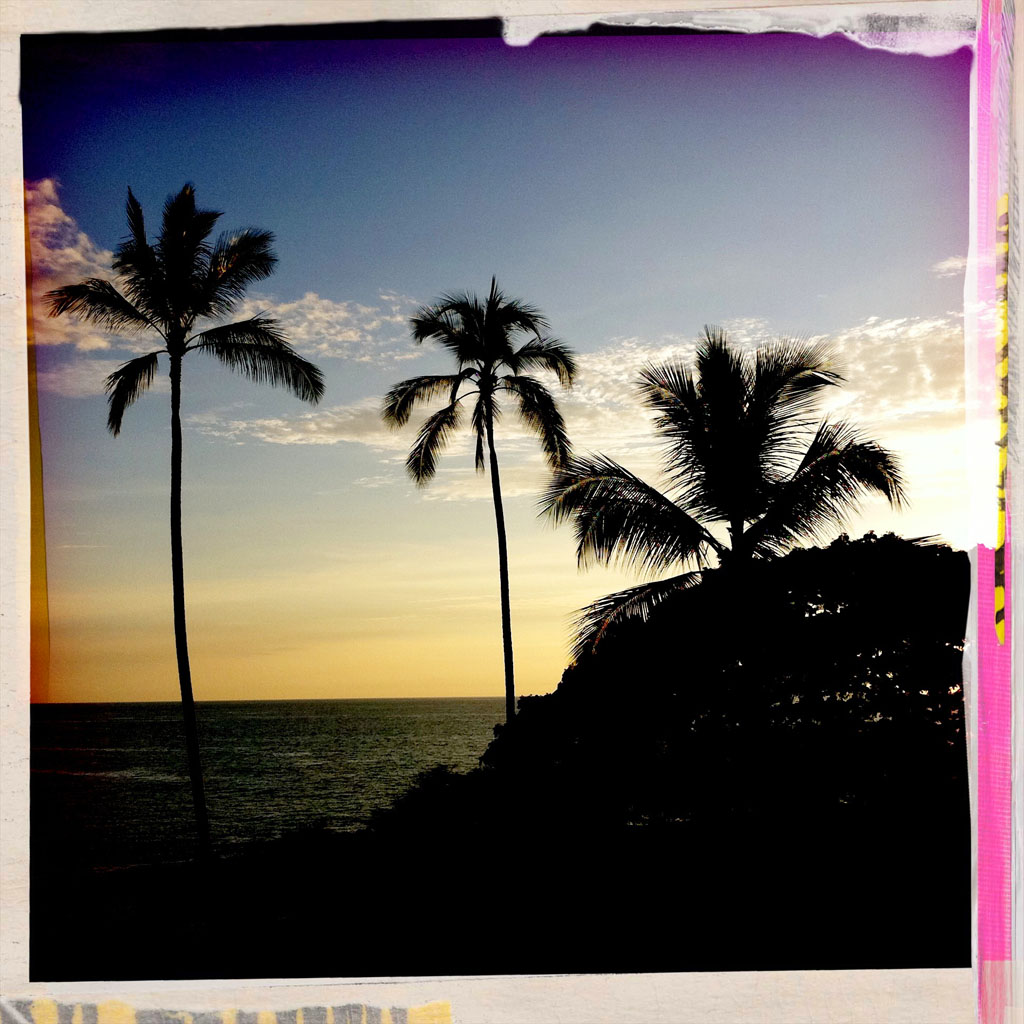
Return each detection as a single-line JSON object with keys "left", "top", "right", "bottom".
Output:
{"left": 361, "top": 533, "right": 970, "bottom": 974}
{"left": 30, "top": 533, "right": 970, "bottom": 979}
{"left": 541, "top": 326, "right": 905, "bottom": 656}
{"left": 46, "top": 184, "right": 324, "bottom": 857}
{"left": 382, "top": 277, "right": 576, "bottom": 721}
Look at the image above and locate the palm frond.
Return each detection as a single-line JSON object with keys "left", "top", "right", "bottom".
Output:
{"left": 430, "top": 291, "right": 485, "bottom": 326}
{"left": 746, "top": 339, "right": 844, "bottom": 481}
{"left": 400, "top": 282, "right": 570, "bottom": 487}
{"left": 746, "top": 419, "right": 906, "bottom": 556}
{"left": 540, "top": 453, "right": 721, "bottom": 573}
{"left": 635, "top": 361, "right": 718, "bottom": 517}
{"left": 570, "top": 571, "right": 704, "bottom": 660}
{"left": 382, "top": 373, "right": 467, "bottom": 427}
{"left": 412, "top": 281, "right": 552, "bottom": 369}
{"left": 636, "top": 360, "right": 701, "bottom": 425}
{"left": 471, "top": 394, "right": 489, "bottom": 471}
{"left": 487, "top": 294, "right": 549, "bottom": 340}
{"left": 639, "top": 331, "right": 835, "bottom": 527}
{"left": 409, "top": 306, "right": 482, "bottom": 365}
{"left": 694, "top": 328, "right": 754, "bottom": 517}
{"left": 158, "top": 184, "right": 221, "bottom": 263}
{"left": 189, "top": 317, "right": 324, "bottom": 403}
{"left": 474, "top": 430, "right": 485, "bottom": 472}
{"left": 753, "top": 338, "right": 842, "bottom": 418}
{"left": 697, "top": 325, "right": 749, "bottom": 396}
{"left": 112, "top": 189, "right": 170, "bottom": 326}
{"left": 155, "top": 184, "right": 220, "bottom": 318}
{"left": 407, "top": 401, "right": 463, "bottom": 483}
{"left": 45, "top": 279, "right": 158, "bottom": 335}
{"left": 203, "top": 228, "right": 277, "bottom": 318}
{"left": 124, "top": 187, "right": 147, "bottom": 248}
{"left": 104, "top": 351, "right": 161, "bottom": 436}
{"left": 505, "top": 337, "right": 577, "bottom": 386}
{"left": 501, "top": 374, "right": 571, "bottom": 470}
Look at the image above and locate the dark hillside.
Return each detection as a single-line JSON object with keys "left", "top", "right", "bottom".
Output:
{"left": 31, "top": 533, "right": 970, "bottom": 979}
{"left": 358, "top": 533, "right": 971, "bottom": 974}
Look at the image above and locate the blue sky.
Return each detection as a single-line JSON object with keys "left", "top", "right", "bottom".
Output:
{"left": 23, "top": 32, "right": 969, "bottom": 342}
{"left": 21, "top": 28, "right": 974, "bottom": 701}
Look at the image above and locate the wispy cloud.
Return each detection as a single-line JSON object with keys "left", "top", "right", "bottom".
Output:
{"left": 35, "top": 357, "right": 128, "bottom": 399}
{"left": 25, "top": 180, "right": 427, "bottom": 392}
{"left": 351, "top": 475, "right": 396, "bottom": 490}
{"left": 187, "top": 395, "right": 405, "bottom": 449}
{"left": 415, "top": 459, "right": 554, "bottom": 503}
{"left": 816, "top": 314, "right": 964, "bottom": 430}
{"left": 564, "top": 313, "right": 964, "bottom": 448}
{"left": 186, "top": 312, "right": 965, "bottom": 502}
{"left": 932, "top": 255, "right": 968, "bottom": 278}
{"left": 231, "top": 291, "right": 422, "bottom": 362}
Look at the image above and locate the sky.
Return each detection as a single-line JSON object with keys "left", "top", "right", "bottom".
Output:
{"left": 20, "top": 26, "right": 975, "bottom": 703}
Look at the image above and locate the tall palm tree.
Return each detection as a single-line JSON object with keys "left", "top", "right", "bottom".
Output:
{"left": 383, "top": 278, "right": 576, "bottom": 722}
{"left": 541, "top": 326, "right": 905, "bottom": 658}
{"left": 46, "top": 184, "right": 325, "bottom": 857}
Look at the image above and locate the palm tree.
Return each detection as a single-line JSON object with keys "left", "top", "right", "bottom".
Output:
{"left": 541, "top": 326, "right": 905, "bottom": 658}
{"left": 383, "top": 278, "right": 576, "bottom": 722}
{"left": 46, "top": 184, "right": 325, "bottom": 858}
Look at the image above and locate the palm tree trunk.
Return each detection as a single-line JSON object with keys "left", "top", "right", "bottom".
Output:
{"left": 484, "top": 412, "right": 516, "bottom": 722}
{"left": 169, "top": 353, "right": 212, "bottom": 859}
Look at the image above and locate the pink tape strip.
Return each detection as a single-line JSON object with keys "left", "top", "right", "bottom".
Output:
{"left": 977, "top": 536, "right": 1013, "bottom": 1019}
{"left": 974, "top": 3, "right": 1014, "bottom": 1021}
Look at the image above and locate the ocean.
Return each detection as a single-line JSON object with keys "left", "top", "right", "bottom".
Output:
{"left": 31, "top": 697, "right": 504, "bottom": 871}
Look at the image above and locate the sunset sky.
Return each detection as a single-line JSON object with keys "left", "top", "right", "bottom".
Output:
{"left": 20, "top": 27, "right": 976, "bottom": 703}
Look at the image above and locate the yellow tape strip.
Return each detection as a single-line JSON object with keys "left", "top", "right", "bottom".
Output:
{"left": 995, "top": 193, "right": 1009, "bottom": 644}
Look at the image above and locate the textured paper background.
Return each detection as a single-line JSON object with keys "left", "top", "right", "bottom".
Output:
{"left": 0, "top": 1, "right": 1009, "bottom": 1020}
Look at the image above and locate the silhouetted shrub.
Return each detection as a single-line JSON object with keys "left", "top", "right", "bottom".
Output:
{"left": 478, "top": 533, "right": 968, "bottom": 832}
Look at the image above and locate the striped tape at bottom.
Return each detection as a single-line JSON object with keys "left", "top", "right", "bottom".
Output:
{"left": 4, "top": 1001, "right": 451, "bottom": 1024}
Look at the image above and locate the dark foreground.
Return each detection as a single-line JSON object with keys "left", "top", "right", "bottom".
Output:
{"left": 32, "top": 794, "right": 968, "bottom": 980}
{"left": 32, "top": 535, "right": 971, "bottom": 979}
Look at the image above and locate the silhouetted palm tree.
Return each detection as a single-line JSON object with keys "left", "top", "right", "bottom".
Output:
{"left": 46, "top": 184, "right": 324, "bottom": 857}
{"left": 542, "top": 326, "right": 904, "bottom": 657}
{"left": 383, "top": 278, "right": 576, "bottom": 722}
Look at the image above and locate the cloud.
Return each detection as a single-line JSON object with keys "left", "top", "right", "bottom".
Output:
{"left": 24, "top": 180, "right": 426, "bottom": 393}
{"left": 351, "top": 475, "right": 396, "bottom": 490}
{"left": 932, "top": 255, "right": 968, "bottom": 278}
{"left": 415, "top": 459, "right": 552, "bottom": 503}
{"left": 815, "top": 314, "right": 964, "bottom": 431}
{"left": 229, "top": 291, "right": 423, "bottom": 363}
{"left": 35, "top": 357, "right": 169, "bottom": 399}
{"left": 562, "top": 315, "right": 965, "bottom": 441}
{"left": 25, "top": 179, "right": 124, "bottom": 353}
{"left": 187, "top": 395, "right": 406, "bottom": 449}
{"left": 187, "top": 312, "right": 965, "bottom": 491}
{"left": 558, "top": 313, "right": 963, "bottom": 453}
{"left": 26, "top": 179, "right": 113, "bottom": 283}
